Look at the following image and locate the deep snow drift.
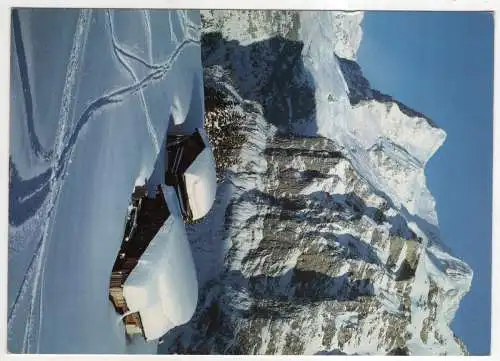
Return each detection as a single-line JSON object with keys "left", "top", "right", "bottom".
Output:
{"left": 8, "top": 9, "right": 204, "bottom": 353}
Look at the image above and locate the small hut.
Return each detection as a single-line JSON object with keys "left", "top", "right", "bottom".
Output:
{"left": 109, "top": 184, "right": 198, "bottom": 341}
{"left": 109, "top": 185, "right": 171, "bottom": 339}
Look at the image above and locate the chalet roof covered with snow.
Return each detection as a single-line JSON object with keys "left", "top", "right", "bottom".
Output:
{"left": 122, "top": 185, "right": 198, "bottom": 341}
{"left": 166, "top": 128, "right": 217, "bottom": 221}
{"left": 184, "top": 143, "right": 217, "bottom": 220}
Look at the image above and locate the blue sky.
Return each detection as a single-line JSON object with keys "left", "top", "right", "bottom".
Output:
{"left": 357, "top": 11, "right": 493, "bottom": 355}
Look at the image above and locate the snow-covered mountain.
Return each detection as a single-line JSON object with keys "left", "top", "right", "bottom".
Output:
{"left": 159, "top": 10, "right": 472, "bottom": 355}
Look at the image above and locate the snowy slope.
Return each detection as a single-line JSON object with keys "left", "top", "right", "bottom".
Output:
{"left": 158, "top": 10, "right": 472, "bottom": 355}
{"left": 8, "top": 9, "right": 204, "bottom": 354}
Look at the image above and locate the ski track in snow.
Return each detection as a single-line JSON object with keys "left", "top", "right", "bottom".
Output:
{"left": 115, "top": 43, "right": 161, "bottom": 70}
{"left": 32, "top": 9, "right": 93, "bottom": 352}
{"left": 142, "top": 10, "right": 154, "bottom": 65}
{"left": 107, "top": 12, "right": 161, "bottom": 72}
{"left": 54, "top": 36, "right": 200, "bottom": 182}
{"left": 16, "top": 178, "right": 51, "bottom": 204}
{"left": 11, "top": 9, "right": 53, "bottom": 162}
{"left": 106, "top": 10, "right": 159, "bottom": 154}
{"left": 179, "top": 10, "right": 200, "bottom": 36}
{"left": 9, "top": 9, "right": 94, "bottom": 352}
{"left": 9, "top": 9, "right": 200, "bottom": 352}
{"left": 7, "top": 236, "right": 43, "bottom": 328}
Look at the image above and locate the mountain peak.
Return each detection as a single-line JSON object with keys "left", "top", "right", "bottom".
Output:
{"left": 337, "top": 56, "right": 438, "bottom": 128}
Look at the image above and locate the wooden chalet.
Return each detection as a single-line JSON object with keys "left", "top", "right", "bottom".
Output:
{"left": 109, "top": 184, "right": 171, "bottom": 339}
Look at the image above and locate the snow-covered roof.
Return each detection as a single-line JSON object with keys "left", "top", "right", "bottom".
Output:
{"left": 164, "top": 128, "right": 217, "bottom": 221}
{"left": 183, "top": 129, "right": 217, "bottom": 220}
{"left": 184, "top": 146, "right": 217, "bottom": 220}
{"left": 122, "top": 186, "right": 198, "bottom": 341}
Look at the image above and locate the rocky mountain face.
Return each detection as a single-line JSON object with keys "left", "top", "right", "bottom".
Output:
{"left": 159, "top": 10, "right": 472, "bottom": 355}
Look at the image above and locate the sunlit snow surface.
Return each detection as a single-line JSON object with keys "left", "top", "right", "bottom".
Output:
{"left": 9, "top": 9, "right": 203, "bottom": 353}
